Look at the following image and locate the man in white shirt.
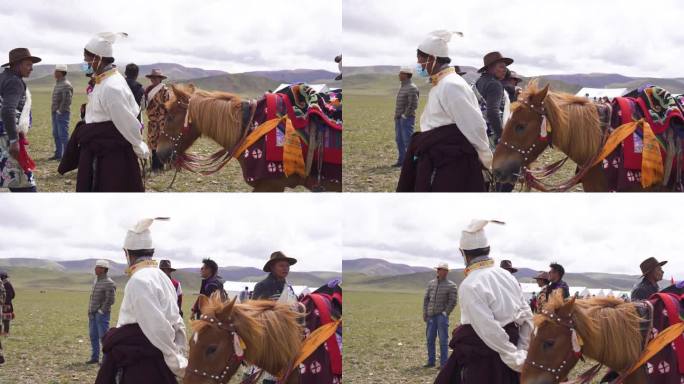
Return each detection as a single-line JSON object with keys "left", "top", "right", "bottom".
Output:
{"left": 95, "top": 218, "right": 187, "bottom": 384}
{"left": 435, "top": 219, "right": 533, "bottom": 384}
{"left": 59, "top": 32, "right": 149, "bottom": 192}
{"left": 397, "top": 30, "right": 492, "bottom": 192}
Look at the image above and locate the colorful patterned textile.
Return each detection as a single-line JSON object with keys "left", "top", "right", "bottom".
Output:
{"left": 299, "top": 289, "right": 342, "bottom": 384}
{"left": 643, "top": 293, "right": 684, "bottom": 383}
{"left": 144, "top": 85, "right": 170, "bottom": 151}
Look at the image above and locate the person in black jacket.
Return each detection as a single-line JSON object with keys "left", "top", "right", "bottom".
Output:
{"left": 475, "top": 51, "right": 513, "bottom": 146}
{"left": 191, "top": 258, "right": 226, "bottom": 319}
{"left": 124, "top": 63, "right": 144, "bottom": 121}
{"left": 1, "top": 271, "right": 15, "bottom": 335}
{"left": 253, "top": 251, "right": 298, "bottom": 301}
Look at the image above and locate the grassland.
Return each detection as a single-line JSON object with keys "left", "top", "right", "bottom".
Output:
{"left": 18, "top": 77, "right": 308, "bottom": 192}
{"left": 345, "top": 289, "right": 608, "bottom": 384}
{"left": 343, "top": 86, "right": 583, "bottom": 192}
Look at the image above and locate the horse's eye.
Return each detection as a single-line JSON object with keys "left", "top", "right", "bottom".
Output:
{"left": 515, "top": 124, "right": 525, "bottom": 133}
{"left": 206, "top": 345, "right": 218, "bottom": 356}
{"left": 542, "top": 339, "right": 555, "bottom": 350}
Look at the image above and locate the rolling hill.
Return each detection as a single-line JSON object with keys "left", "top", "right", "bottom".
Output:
{"left": 0, "top": 258, "right": 339, "bottom": 292}
{"left": 342, "top": 258, "right": 432, "bottom": 276}
{"left": 344, "top": 258, "right": 643, "bottom": 292}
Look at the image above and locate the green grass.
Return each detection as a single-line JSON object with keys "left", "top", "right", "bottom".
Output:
{"left": 345, "top": 289, "right": 607, "bottom": 384}
{"left": 343, "top": 91, "right": 583, "bottom": 192}
{"left": 22, "top": 83, "right": 308, "bottom": 192}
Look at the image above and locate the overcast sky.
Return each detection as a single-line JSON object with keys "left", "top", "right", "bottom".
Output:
{"left": 0, "top": 0, "right": 340, "bottom": 72}
{"left": 0, "top": 195, "right": 341, "bottom": 272}
{"left": 343, "top": 0, "right": 684, "bottom": 78}
{"left": 343, "top": 194, "right": 683, "bottom": 278}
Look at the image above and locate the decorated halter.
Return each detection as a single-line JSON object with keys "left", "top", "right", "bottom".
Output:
{"left": 161, "top": 98, "right": 193, "bottom": 164}
{"left": 187, "top": 313, "right": 248, "bottom": 384}
{"left": 501, "top": 99, "right": 550, "bottom": 163}
{"left": 526, "top": 308, "right": 584, "bottom": 383}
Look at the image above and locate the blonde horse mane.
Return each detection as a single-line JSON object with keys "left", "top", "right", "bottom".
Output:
{"left": 535, "top": 290, "right": 642, "bottom": 371}
{"left": 192, "top": 294, "right": 303, "bottom": 375}
{"left": 521, "top": 79, "right": 603, "bottom": 164}
{"left": 168, "top": 84, "right": 245, "bottom": 150}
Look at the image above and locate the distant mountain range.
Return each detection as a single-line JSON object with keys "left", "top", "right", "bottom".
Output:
{"left": 345, "top": 66, "right": 684, "bottom": 95}
{"left": 0, "top": 258, "right": 339, "bottom": 292}
{"left": 344, "top": 258, "right": 644, "bottom": 293}
{"left": 26, "top": 63, "right": 339, "bottom": 96}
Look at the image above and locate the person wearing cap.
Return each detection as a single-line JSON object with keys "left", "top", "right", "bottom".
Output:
{"left": 159, "top": 260, "right": 183, "bottom": 318}
{"left": 435, "top": 220, "right": 532, "bottom": 384}
{"left": 548, "top": 262, "right": 570, "bottom": 299}
{"left": 95, "top": 218, "right": 186, "bottom": 383}
{"left": 397, "top": 30, "right": 492, "bottom": 192}
{"left": 393, "top": 66, "right": 420, "bottom": 167}
{"left": 49, "top": 64, "right": 73, "bottom": 161}
{"left": 422, "top": 262, "right": 457, "bottom": 368}
{"left": 532, "top": 271, "right": 550, "bottom": 313}
{"left": 59, "top": 32, "right": 149, "bottom": 192}
{"left": 631, "top": 257, "right": 666, "bottom": 301}
{"left": 143, "top": 68, "right": 170, "bottom": 172}
{"left": 190, "top": 258, "right": 227, "bottom": 320}
{"left": 0, "top": 271, "right": 14, "bottom": 336}
{"left": 502, "top": 69, "right": 522, "bottom": 103}
{"left": 239, "top": 286, "right": 250, "bottom": 302}
{"left": 253, "top": 251, "right": 298, "bottom": 303}
{"left": 86, "top": 260, "right": 116, "bottom": 364}
{"left": 475, "top": 52, "right": 513, "bottom": 146}
{"left": 0, "top": 48, "right": 40, "bottom": 192}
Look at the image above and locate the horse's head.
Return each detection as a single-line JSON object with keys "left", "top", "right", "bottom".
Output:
{"left": 522, "top": 292, "right": 582, "bottom": 384}
{"left": 493, "top": 81, "right": 551, "bottom": 183}
{"left": 184, "top": 294, "right": 246, "bottom": 384}
{"left": 157, "top": 83, "right": 201, "bottom": 165}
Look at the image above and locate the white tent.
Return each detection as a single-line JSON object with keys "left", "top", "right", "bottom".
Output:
{"left": 274, "top": 83, "right": 329, "bottom": 94}
{"left": 576, "top": 87, "right": 628, "bottom": 99}
{"left": 569, "top": 286, "right": 588, "bottom": 298}
{"left": 520, "top": 283, "right": 540, "bottom": 300}
{"left": 223, "top": 281, "right": 314, "bottom": 299}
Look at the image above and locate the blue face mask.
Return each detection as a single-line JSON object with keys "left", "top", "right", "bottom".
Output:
{"left": 416, "top": 63, "right": 429, "bottom": 78}
{"left": 81, "top": 62, "right": 93, "bottom": 76}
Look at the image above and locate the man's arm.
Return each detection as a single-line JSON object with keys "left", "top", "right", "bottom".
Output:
{"left": 404, "top": 86, "right": 419, "bottom": 117}
{"left": 445, "top": 283, "right": 458, "bottom": 315}
{"left": 101, "top": 282, "right": 116, "bottom": 313}
{"left": 252, "top": 281, "right": 267, "bottom": 300}
{"left": 59, "top": 85, "right": 73, "bottom": 113}
{"left": 1, "top": 78, "right": 24, "bottom": 142}
{"left": 423, "top": 284, "right": 431, "bottom": 321}
{"left": 460, "top": 284, "right": 526, "bottom": 372}
{"left": 484, "top": 80, "right": 504, "bottom": 140}
{"left": 103, "top": 86, "right": 149, "bottom": 159}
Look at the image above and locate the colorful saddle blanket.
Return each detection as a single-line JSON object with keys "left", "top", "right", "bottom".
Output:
{"left": 600, "top": 87, "right": 684, "bottom": 190}
{"left": 643, "top": 291, "right": 684, "bottom": 383}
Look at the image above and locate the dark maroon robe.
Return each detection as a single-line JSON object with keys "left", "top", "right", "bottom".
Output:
{"left": 397, "top": 124, "right": 486, "bottom": 192}
{"left": 58, "top": 120, "right": 144, "bottom": 192}
{"left": 434, "top": 323, "right": 520, "bottom": 384}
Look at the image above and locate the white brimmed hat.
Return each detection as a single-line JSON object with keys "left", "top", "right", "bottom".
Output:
{"left": 460, "top": 219, "right": 505, "bottom": 251}
{"left": 123, "top": 217, "right": 169, "bottom": 250}
{"left": 399, "top": 66, "right": 413, "bottom": 75}
{"left": 417, "top": 30, "right": 463, "bottom": 58}
{"left": 55, "top": 64, "right": 68, "bottom": 72}
{"left": 95, "top": 259, "right": 110, "bottom": 268}
{"left": 434, "top": 262, "right": 449, "bottom": 271}
{"left": 85, "top": 32, "right": 128, "bottom": 57}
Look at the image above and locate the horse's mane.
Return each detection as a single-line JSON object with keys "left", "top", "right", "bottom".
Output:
{"left": 192, "top": 294, "right": 303, "bottom": 375}
{"left": 521, "top": 80, "right": 603, "bottom": 164}
{"left": 170, "top": 84, "right": 245, "bottom": 149}
{"left": 535, "top": 290, "right": 642, "bottom": 371}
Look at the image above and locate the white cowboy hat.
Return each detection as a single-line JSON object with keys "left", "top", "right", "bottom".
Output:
{"left": 95, "top": 259, "right": 110, "bottom": 268}
{"left": 434, "top": 262, "right": 449, "bottom": 271}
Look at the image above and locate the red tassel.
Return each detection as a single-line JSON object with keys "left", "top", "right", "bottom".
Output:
{"left": 17, "top": 132, "right": 36, "bottom": 172}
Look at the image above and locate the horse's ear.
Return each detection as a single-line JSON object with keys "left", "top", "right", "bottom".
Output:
{"left": 534, "top": 84, "right": 550, "bottom": 103}
{"left": 557, "top": 296, "right": 576, "bottom": 318}
{"left": 197, "top": 294, "right": 211, "bottom": 314}
{"left": 216, "top": 296, "right": 237, "bottom": 320}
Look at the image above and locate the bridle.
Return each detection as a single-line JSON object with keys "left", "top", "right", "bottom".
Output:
{"left": 500, "top": 99, "right": 549, "bottom": 163}
{"left": 187, "top": 313, "right": 249, "bottom": 384}
{"left": 161, "top": 99, "right": 193, "bottom": 166}
{"left": 525, "top": 309, "right": 599, "bottom": 384}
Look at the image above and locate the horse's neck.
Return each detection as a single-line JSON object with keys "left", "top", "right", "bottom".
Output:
{"left": 550, "top": 105, "right": 602, "bottom": 166}
{"left": 192, "top": 106, "right": 245, "bottom": 150}
{"left": 576, "top": 304, "right": 642, "bottom": 371}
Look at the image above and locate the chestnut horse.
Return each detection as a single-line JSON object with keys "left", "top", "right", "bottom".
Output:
{"left": 492, "top": 80, "right": 665, "bottom": 192}
{"left": 185, "top": 294, "right": 303, "bottom": 384}
{"left": 158, "top": 84, "right": 341, "bottom": 192}
{"left": 522, "top": 291, "right": 649, "bottom": 384}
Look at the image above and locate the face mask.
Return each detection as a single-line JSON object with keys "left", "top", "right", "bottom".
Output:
{"left": 81, "top": 62, "right": 94, "bottom": 76}
{"left": 416, "top": 63, "right": 429, "bottom": 78}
